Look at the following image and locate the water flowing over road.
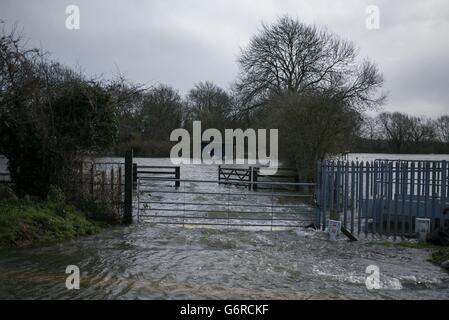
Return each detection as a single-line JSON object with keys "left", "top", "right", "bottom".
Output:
{"left": 1, "top": 155, "right": 449, "bottom": 299}
{"left": 0, "top": 224, "right": 449, "bottom": 299}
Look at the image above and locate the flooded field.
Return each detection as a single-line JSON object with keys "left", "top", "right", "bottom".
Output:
{"left": 0, "top": 154, "right": 449, "bottom": 299}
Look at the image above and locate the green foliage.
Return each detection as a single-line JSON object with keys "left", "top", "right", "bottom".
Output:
{"left": 47, "top": 185, "right": 65, "bottom": 204}
{"left": 430, "top": 248, "right": 449, "bottom": 265}
{"left": 0, "top": 197, "right": 101, "bottom": 248}
{"left": 0, "top": 29, "right": 118, "bottom": 199}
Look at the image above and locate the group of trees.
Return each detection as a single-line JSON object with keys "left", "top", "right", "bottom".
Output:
{"left": 111, "top": 80, "right": 241, "bottom": 156}
{"left": 0, "top": 26, "right": 117, "bottom": 198}
{"left": 358, "top": 113, "right": 449, "bottom": 154}
{"left": 2, "top": 15, "right": 448, "bottom": 199}
{"left": 115, "top": 16, "right": 387, "bottom": 180}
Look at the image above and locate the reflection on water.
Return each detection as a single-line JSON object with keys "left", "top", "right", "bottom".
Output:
{"left": 0, "top": 224, "right": 448, "bottom": 300}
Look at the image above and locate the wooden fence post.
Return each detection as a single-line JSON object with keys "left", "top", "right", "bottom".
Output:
{"left": 124, "top": 150, "right": 133, "bottom": 224}
{"left": 90, "top": 164, "right": 95, "bottom": 195}
{"left": 175, "top": 166, "right": 180, "bottom": 188}
{"left": 110, "top": 168, "right": 114, "bottom": 196}
{"left": 118, "top": 166, "right": 122, "bottom": 200}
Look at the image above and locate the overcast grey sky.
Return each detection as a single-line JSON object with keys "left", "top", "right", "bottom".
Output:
{"left": 1, "top": 0, "right": 448, "bottom": 117}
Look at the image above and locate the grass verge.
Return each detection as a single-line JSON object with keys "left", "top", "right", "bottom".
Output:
{"left": 0, "top": 197, "right": 103, "bottom": 249}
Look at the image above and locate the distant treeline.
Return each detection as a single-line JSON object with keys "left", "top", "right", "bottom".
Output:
{"left": 353, "top": 113, "right": 449, "bottom": 154}
{"left": 112, "top": 80, "right": 243, "bottom": 157}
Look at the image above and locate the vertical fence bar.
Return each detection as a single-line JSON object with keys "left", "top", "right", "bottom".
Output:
{"left": 350, "top": 162, "right": 355, "bottom": 233}
{"left": 379, "top": 162, "right": 384, "bottom": 237}
{"left": 401, "top": 162, "right": 407, "bottom": 236}
{"left": 431, "top": 162, "right": 437, "bottom": 230}
{"left": 386, "top": 162, "right": 393, "bottom": 236}
{"left": 424, "top": 162, "right": 430, "bottom": 223}
{"left": 336, "top": 162, "right": 341, "bottom": 215}
{"left": 417, "top": 162, "right": 422, "bottom": 219}
{"left": 329, "top": 162, "right": 335, "bottom": 221}
{"left": 442, "top": 161, "right": 447, "bottom": 228}
{"left": 315, "top": 161, "right": 322, "bottom": 227}
{"left": 365, "top": 162, "right": 370, "bottom": 237}
{"left": 394, "top": 162, "right": 400, "bottom": 238}
{"left": 321, "top": 163, "right": 327, "bottom": 231}
{"left": 124, "top": 150, "right": 133, "bottom": 224}
{"left": 137, "top": 174, "right": 140, "bottom": 223}
{"left": 372, "top": 161, "right": 378, "bottom": 236}
{"left": 358, "top": 162, "right": 364, "bottom": 236}
{"left": 343, "top": 162, "right": 349, "bottom": 230}
{"left": 409, "top": 162, "right": 415, "bottom": 236}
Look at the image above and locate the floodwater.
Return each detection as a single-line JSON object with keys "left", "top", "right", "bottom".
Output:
{"left": 0, "top": 154, "right": 449, "bottom": 299}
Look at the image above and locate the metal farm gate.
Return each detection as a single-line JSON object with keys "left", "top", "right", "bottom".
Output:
{"left": 136, "top": 176, "right": 316, "bottom": 230}
{"left": 316, "top": 160, "right": 449, "bottom": 238}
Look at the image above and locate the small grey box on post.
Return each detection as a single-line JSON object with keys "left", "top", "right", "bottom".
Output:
{"left": 123, "top": 150, "right": 133, "bottom": 224}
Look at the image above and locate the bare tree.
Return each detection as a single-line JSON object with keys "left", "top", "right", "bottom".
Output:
{"left": 378, "top": 112, "right": 413, "bottom": 153}
{"left": 140, "top": 84, "right": 183, "bottom": 140}
{"left": 186, "top": 81, "right": 233, "bottom": 131}
{"left": 436, "top": 115, "right": 449, "bottom": 144}
{"left": 234, "top": 16, "right": 386, "bottom": 113}
{"left": 359, "top": 115, "right": 382, "bottom": 141}
{"left": 407, "top": 116, "right": 436, "bottom": 144}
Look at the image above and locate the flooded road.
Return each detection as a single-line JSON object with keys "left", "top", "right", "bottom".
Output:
{"left": 0, "top": 224, "right": 448, "bottom": 300}
{"left": 1, "top": 155, "right": 449, "bottom": 299}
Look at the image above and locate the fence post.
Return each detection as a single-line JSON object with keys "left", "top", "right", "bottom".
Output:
{"left": 133, "top": 163, "right": 138, "bottom": 185}
{"left": 90, "top": 164, "right": 95, "bottom": 195}
{"left": 248, "top": 166, "right": 252, "bottom": 191}
{"left": 175, "top": 166, "right": 180, "bottom": 188}
{"left": 101, "top": 171, "right": 106, "bottom": 196}
{"left": 118, "top": 166, "right": 122, "bottom": 200}
{"left": 294, "top": 175, "right": 300, "bottom": 192}
{"left": 124, "top": 150, "right": 133, "bottom": 224}
{"left": 252, "top": 167, "right": 258, "bottom": 191}
{"left": 110, "top": 168, "right": 114, "bottom": 196}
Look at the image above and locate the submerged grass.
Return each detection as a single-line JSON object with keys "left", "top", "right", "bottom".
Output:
{"left": 376, "top": 240, "right": 449, "bottom": 271}
{"left": 0, "top": 197, "right": 102, "bottom": 249}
